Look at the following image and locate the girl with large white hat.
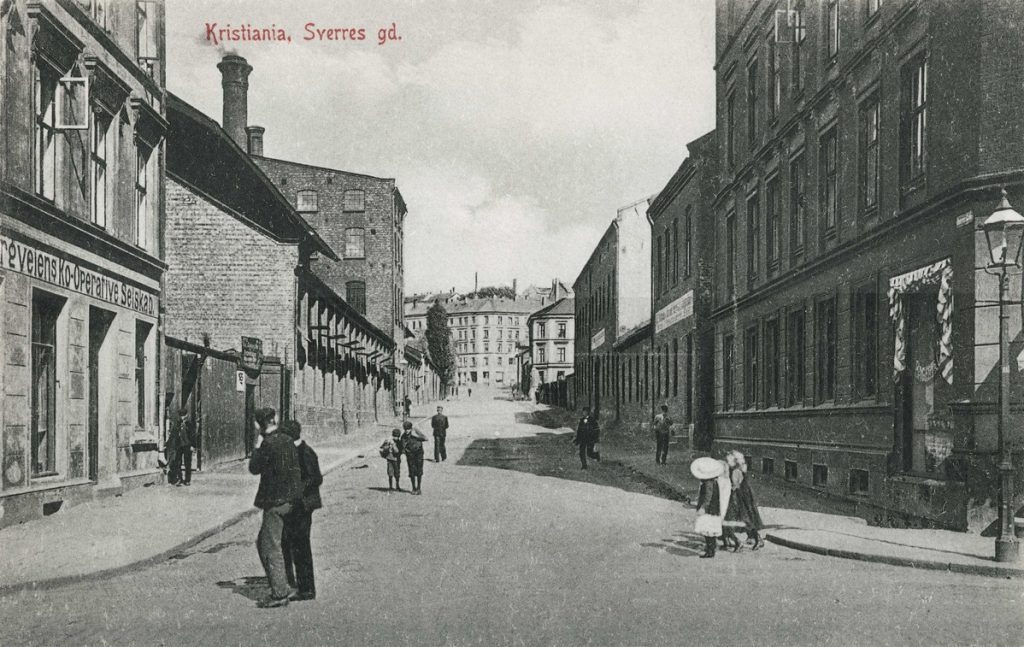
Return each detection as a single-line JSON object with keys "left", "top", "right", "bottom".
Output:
{"left": 690, "top": 457, "right": 732, "bottom": 558}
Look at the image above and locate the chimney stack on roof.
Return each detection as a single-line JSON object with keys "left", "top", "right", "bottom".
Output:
{"left": 217, "top": 54, "right": 252, "bottom": 149}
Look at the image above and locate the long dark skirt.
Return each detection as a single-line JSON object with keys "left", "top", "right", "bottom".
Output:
{"left": 732, "top": 479, "right": 764, "bottom": 530}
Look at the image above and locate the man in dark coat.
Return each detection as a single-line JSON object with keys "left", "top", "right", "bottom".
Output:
{"left": 574, "top": 407, "right": 595, "bottom": 470}
{"left": 401, "top": 420, "right": 428, "bottom": 494}
{"left": 167, "top": 408, "right": 195, "bottom": 486}
{"left": 248, "top": 407, "right": 303, "bottom": 608}
{"left": 431, "top": 406, "right": 449, "bottom": 463}
{"left": 281, "top": 420, "right": 322, "bottom": 601}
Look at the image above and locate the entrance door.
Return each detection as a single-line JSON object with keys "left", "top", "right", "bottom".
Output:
{"left": 900, "top": 292, "right": 953, "bottom": 475}
{"left": 88, "top": 307, "right": 115, "bottom": 482}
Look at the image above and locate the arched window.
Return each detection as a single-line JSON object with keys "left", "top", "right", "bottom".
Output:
{"left": 344, "top": 227, "right": 365, "bottom": 258}
{"left": 297, "top": 190, "right": 318, "bottom": 212}
{"left": 346, "top": 281, "right": 366, "bottom": 315}
{"left": 343, "top": 189, "right": 365, "bottom": 212}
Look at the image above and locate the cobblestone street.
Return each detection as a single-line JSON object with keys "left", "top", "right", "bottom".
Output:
{"left": 1, "top": 396, "right": 1021, "bottom": 646}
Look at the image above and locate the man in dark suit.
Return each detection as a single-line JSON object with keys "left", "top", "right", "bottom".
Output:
{"left": 574, "top": 407, "right": 595, "bottom": 470}
{"left": 167, "top": 408, "right": 195, "bottom": 486}
{"left": 431, "top": 406, "right": 449, "bottom": 463}
{"left": 281, "top": 420, "right": 322, "bottom": 602}
{"left": 248, "top": 407, "right": 302, "bottom": 608}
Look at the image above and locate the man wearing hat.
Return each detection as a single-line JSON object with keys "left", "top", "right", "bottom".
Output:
{"left": 281, "top": 420, "right": 322, "bottom": 601}
{"left": 401, "top": 420, "right": 429, "bottom": 494}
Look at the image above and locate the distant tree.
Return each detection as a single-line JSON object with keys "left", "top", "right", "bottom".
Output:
{"left": 466, "top": 285, "right": 515, "bottom": 300}
{"left": 425, "top": 301, "right": 455, "bottom": 394}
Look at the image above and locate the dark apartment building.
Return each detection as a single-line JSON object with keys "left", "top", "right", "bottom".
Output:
{"left": 712, "top": 0, "right": 1024, "bottom": 530}
{"left": 648, "top": 130, "right": 718, "bottom": 449}
{"left": 0, "top": 0, "right": 167, "bottom": 527}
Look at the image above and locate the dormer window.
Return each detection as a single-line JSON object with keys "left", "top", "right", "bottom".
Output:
{"left": 297, "top": 190, "right": 319, "bottom": 212}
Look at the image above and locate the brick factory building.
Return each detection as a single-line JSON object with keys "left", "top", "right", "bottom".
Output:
{"left": 573, "top": 198, "right": 652, "bottom": 421}
{"left": 709, "top": 0, "right": 1024, "bottom": 530}
{"left": 0, "top": 0, "right": 167, "bottom": 527}
{"left": 648, "top": 130, "right": 718, "bottom": 449}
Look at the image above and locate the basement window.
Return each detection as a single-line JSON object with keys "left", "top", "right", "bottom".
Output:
{"left": 849, "top": 469, "right": 870, "bottom": 495}
{"left": 813, "top": 463, "right": 828, "bottom": 487}
{"left": 784, "top": 460, "right": 798, "bottom": 481}
{"left": 761, "top": 457, "right": 774, "bottom": 476}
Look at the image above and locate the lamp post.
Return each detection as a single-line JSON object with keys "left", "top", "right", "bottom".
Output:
{"left": 981, "top": 188, "right": 1024, "bottom": 563}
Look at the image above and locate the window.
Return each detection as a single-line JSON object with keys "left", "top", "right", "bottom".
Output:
{"left": 813, "top": 464, "right": 829, "bottom": 487}
{"left": 765, "top": 318, "right": 781, "bottom": 407}
{"left": 136, "top": 148, "right": 151, "bottom": 249}
{"left": 860, "top": 95, "right": 880, "bottom": 212}
{"left": 826, "top": 0, "right": 840, "bottom": 60}
{"left": 785, "top": 460, "right": 799, "bottom": 481}
{"left": 746, "top": 59, "right": 758, "bottom": 147}
{"left": 684, "top": 334, "right": 693, "bottom": 423}
{"left": 746, "top": 192, "right": 760, "bottom": 285}
{"left": 671, "top": 220, "right": 679, "bottom": 282}
{"left": 792, "top": 1, "right": 806, "bottom": 94}
{"left": 82, "top": 0, "right": 108, "bottom": 30}
{"left": 852, "top": 283, "right": 878, "bottom": 400}
{"left": 815, "top": 297, "right": 837, "bottom": 402}
{"left": 672, "top": 337, "right": 679, "bottom": 398}
{"left": 135, "top": 321, "right": 151, "bottom": 428}
{"left": 346, "top": 281, "right": 366, "bottom": 314}
{"left": 297, "top": 190, "right": 318, "bottom": 212}
{"left": 557, "top": 322, "right": 566, "bottom": 338}
{"left": 726, "top": 89, "right": 736, "bottom": 168}
{"left": 901, "top": 56, "right": 928, "bottom": 187}
{"left": 31, "top": 292, "right": 62, "bottom": 477}
{"left": 537, "top": 321, "right": 546, "bottom": 338}
{"left": 137, "top": 1, "right": 160, "bottom": 74}
{"left": 91, "top": 112, "right": 111, "bottom": 228}
{"left": 344, "top": 228, "right": 365, "bottom": 258}
{"left": 819, "top": 129, "right": 838, "bottom": 235}
{"left": 722, "top": 334, "right": 735, "bottom": 410}
{"left": 538, "top": 346, "right": 546, "bottom": 363}
{"left": 558, "top": 347, "right": 566, "bottom": 363}
{"left": 34, "top": 68, "right": 58, "bottom": 200}
{"left": 787, "top": 308, "right": 806, "bottom": 406}
{"left": 768, "top": 29, "right": 780, "bottom": 120}
{"left": 789, "top": 154, "right": 805, "bottom": 257}
{"left": 344, "top": 189, "right": 365, "bottom": 212}
{"left": 483, "top": 343, "right": 489, "bottom": 353}
{"left": 762, "top": 457, "right": 775, "bottom": 476}
{"left": 483, "top": 329, "right": 489, "bottom": 339}
{"left": 684, "top": 206, "right": 693, "bottom": 277}
{"left": 766, "top": 177, "right": 780, "bottom": 270}
{"left": 655, "top": 233, "right": 663, "bottom": 295}
{"left": 849, "top": 469, "right": 870, "bottom": 495}
{"left": 725, "top": 213, "right": 736, "bottom": 297}
{"left": 744, "top": 326, "right": 759, "bottom": 408}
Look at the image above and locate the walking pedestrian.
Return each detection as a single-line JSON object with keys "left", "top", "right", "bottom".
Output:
{"left": 653, "top": 404, "right": 673, "bottom": 465}
{"left": 728, "top": 451, "right": 765, "bottom": 550}
{"left": 401, "top": 421, "right": 428, "bottom": 494}
{"left": 248, "top": 407, "right": 303, "bottom": 608}
{"left": 721, "top": 452, "right": 744, "bottom": 551}
{"left": 167, "top": 408, "right": 195, "bottom": 486}
{"left": 588, "top": 411, "right": 601, "bottom": 463}
{"left": 691, "top": 457, "right": 731, "bottom": 559}
{"left": 574, "top": 407, "right": 595, "bottom": 469}
{"left": 403, "top": 396, "right": 412, "bottom": 418}
{"left": 281, "top": 420, "right": 322, "bottom": 601}
{"left": 431, "top": 406, "right": 449, "bottom": 463}
{"left": 380, "top": 429, "right": 404, "bottom": 491}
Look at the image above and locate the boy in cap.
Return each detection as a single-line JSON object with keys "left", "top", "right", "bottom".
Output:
{"left": 380, "top": 429, "right": 404, "bottom": 491}
{"left": 401, "top": 420, "right": 428, "bottom": 494}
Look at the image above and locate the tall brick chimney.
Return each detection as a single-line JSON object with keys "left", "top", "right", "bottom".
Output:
{"left": 217, "top": 54, "right": 252, "bottom": 149}
{"left": 246, "top": 125, "right": 265, "bottom": 156}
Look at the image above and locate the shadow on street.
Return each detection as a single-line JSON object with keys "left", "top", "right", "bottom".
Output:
{"left": 215, "top": 576, "right": 269, "bottom": 602}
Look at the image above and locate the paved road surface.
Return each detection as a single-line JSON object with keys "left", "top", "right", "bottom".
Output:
{"left": 1, "top": 396, "right": 1021, "bottom": 646}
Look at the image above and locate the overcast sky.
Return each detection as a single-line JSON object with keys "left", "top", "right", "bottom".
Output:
{"left": 166, "top": 0, "right": 716, "bottom": 294}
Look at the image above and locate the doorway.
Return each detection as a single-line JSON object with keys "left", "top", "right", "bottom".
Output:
{"left": 88, "top": 307, "right": 115, "bottom": 482}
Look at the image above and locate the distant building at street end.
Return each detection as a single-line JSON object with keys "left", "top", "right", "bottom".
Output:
{"left": 572, "top": 197, "right": 652, "bottom": 418}
{"left": 648, "top": 129, "right": 718, "bottom": 449}
{"left": 527, "top": 297, "right": 575, "bottom": 405}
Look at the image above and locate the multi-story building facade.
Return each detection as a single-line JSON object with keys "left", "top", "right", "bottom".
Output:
{"left": 573, "top": 198, "right": 652, "bottom": 420}
{"left": 527, "top": 296, "right": 575, "bottom": 399}
{"left": 711, "top": 0, "right": 1024, "bottom": 530}
{"left": 0, "top": 0, "right": 167, "bottom": 527}
{"left": 648, "top": 130, "right": 718, "bottom": 448}
{"left": 449, "top": 297, "right": 537, "bottom": 388}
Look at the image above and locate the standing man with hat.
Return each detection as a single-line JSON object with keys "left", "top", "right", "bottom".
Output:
{"left": 431, "top": 406, "right": 449, "bottom": 463}
{"left": 574, "top": 407, "right": 596, "bottom": 470}
{"left": 281, "top": 420, "right": 322, "bottom": 601}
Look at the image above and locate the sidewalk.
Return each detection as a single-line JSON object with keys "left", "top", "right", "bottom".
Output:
{"left": 0, "top": 407, "right": 434, "bottom": 595}
{"left": 602, "top": 434, "right": 1024, "bottom": 579}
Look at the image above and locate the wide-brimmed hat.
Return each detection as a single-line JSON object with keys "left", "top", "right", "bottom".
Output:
{"left": 690, "top": 456, "right": 725, "bottom": 480}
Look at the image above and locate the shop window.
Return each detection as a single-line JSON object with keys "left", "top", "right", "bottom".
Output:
{"left": 849, "top": 469, "right": 870, "bottom": 495}
{"left": 787, "top": 307, "right": 806, "bottom": 406}
{"left": 344, "top": 189, "right": 365, "bottom": 212}
{"left": 297, "top": 190, "right": 318, "bottom": 212}
{"left": 813, "top": 463, "right": 828, "bottom": 487}
{"left": 762, "top": 457, "right": 775, "bottom": 476}
{"left": 344, "top": 228, "right": 365, "bottom": 258}
{"left": 135, "top": 321, "right": 152, "bottom": 428}
{"left": 785, "top": 460, "right": 799, "bottom": 481}
{"left": 346, "top": 281, "right": 366, "bottom": 315}
{"left": 32, "top": 291, "right": 64, "bottom": 477}
{"left": 852, "top": 283, "right": 878, "bottom": 400}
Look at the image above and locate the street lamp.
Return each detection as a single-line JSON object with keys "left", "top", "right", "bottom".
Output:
{"left": 981, "top": 188, "right": 1024, "bottom": 563}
